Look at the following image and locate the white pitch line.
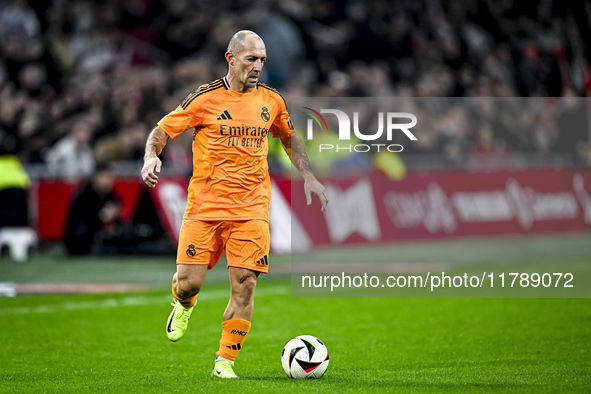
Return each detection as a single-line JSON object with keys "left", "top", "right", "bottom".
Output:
{"left": 0, "top": 285, "right": 289, "bottom": 316}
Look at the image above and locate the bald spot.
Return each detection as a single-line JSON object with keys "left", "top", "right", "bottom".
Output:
{"left": 227, "top": 30, "right": 264, "bottom": 55}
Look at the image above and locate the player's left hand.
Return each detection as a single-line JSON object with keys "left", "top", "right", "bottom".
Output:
{"left": 304, "top": 177, "right": 328, "bottom": 211}
{"left": 142, "top": 156, "right": 162, "bottom": 188}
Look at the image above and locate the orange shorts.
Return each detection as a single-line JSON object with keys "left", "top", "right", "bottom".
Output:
{"left": 176, "top": 219, "right": 270, "bottom": 273}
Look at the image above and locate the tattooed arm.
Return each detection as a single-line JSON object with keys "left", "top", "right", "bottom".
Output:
{"left": 141, "top": 126, "right": 170, "bottom": 188}
{"left": 281, "top": 133, "right": 329, "bottom": 211}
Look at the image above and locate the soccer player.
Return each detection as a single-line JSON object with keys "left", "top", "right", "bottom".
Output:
{"left": 141, "top": 30, "right": 328, "bottom": 379}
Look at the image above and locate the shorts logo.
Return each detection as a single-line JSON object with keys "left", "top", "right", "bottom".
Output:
{"left": 186, "top": 244, "right": 196, "bottom": 257}
{"left": 261, "top": 107, "right": 270, "bottom": 122}
{"left": 256, "top": 255, "right": 269, "bottom": 266}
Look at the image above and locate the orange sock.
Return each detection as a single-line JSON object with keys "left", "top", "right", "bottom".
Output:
{"left": 216, "top": 319, "right": 251, "bottom": 361}
{"left": 172, "top": 283, "right": 197, "bottom": 308}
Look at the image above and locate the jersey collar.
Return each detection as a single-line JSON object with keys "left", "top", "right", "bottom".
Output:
{"left": 222, "top": 75, "right": 259, "bottom": 94}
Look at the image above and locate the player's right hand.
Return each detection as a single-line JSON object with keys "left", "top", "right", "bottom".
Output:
{"left": 305, "top": 176, "right": 329, "bottom": 211}
{"left": 142, "top": 156, "right": 162, "bottom": 188}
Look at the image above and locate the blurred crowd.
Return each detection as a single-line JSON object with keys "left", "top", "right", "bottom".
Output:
{"left": 1, "top": 0, "right": 591, "bottom": 178}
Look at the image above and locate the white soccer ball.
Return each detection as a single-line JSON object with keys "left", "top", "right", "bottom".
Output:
{"left": 281, "top": 335, "right": 329, "bottom": 379}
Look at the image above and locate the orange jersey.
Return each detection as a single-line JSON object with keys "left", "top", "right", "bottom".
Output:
{"left": 158, "top": 77, "right": 295, "bottom": 221}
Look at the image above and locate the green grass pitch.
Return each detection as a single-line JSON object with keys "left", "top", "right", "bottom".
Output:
{"left": 1, "top": 234, "right": 590, "bottom": 393}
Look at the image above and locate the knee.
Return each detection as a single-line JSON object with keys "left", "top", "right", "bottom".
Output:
{"left": 176, "top": 274, "right": 202, "bottom": 297}
{"left": 233, "top": 274, "right": 258, "bottom": 305}
{"left": 240, "top": 274, "right": 257, "bottom": 295}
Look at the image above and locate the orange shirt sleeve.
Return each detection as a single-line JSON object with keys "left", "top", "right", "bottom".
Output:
{"left": 157, "top": 90, "right": 204, "bottom": 140}
{"left": 269, "top": 93, "right": 296, "bottom": 139}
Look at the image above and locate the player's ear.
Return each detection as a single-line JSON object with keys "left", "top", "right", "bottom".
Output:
{"left": 225, "top": 52, "right": 234, "bottom": 66}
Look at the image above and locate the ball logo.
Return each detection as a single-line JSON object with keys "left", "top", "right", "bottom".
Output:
{"left": 186, "top": 244, "right": 196, "bottom": 257}
{"left": 261, "top": 106, "right": 270, "bottom": 122}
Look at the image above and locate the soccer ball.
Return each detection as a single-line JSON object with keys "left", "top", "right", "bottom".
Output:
{"left": 281, "top": 335, "right": 329, "bottom": 379}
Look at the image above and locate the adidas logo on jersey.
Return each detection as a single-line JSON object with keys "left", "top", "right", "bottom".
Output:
{"left": 217, "top": 110, "right": 233, "bottom": 120}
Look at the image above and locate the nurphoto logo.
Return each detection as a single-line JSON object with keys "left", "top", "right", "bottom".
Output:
{"left": 303, "top": 107, "right": 418, "bottom": 153}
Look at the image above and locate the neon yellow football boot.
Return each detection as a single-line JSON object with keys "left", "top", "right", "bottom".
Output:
{"left": 212, "top": 360, "right": 238, "bottom": 378}
{"left": 166, "top": 300, "right": 193, "bottom": 342}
